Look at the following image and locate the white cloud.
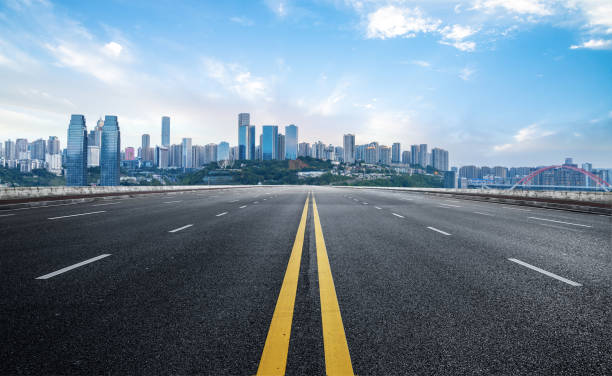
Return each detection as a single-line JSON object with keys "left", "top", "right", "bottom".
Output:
{"left": 203, "top": 58, "right": 270, "bottom": 102}
{"left": 366, "top": 6, "right": 441, "bottom": 39}
{"left": 459, "top": 67, "right": 475, "bottom": 80}
{"left": 493, "top": 123, "right": 556, "bottom": 151}
{"left": 46, "top": 42, "right": 126, "bottom": 84}
{"left": 440, "top": 24, "right": 478, "bottom": 51}
{"left": 411, "top": 60, "right": 431, "bottom": 67}
{"left": 569, "top": 0, "right": 612, "bottom": 34}
{"left": 472, "top": 0, "right": 554, "bottom": 16}
{"left": 102, "top": 41, "right": 123, "bottom": 57}
{"left": 442, "top": 24, "right": 478, "bottom": 40}
{"left": 570, "top": 38, "right": 612, "bottom": 49}
{"left": 309, "top": 81, "right": 349, "bottom": 116}
{"left": 266, "top": 0, "right": 288, "bottom": 17}
{"left": 230, "top": 16, "right": 254, "bottom": 26}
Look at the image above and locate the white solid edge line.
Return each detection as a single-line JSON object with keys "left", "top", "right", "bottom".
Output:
{"left": 473, "top": 211, "right": 493, "bottom": 216}
{"left": 169, "top": 224, "right": 193, "bottom": 233}
{"left": 239, "top": 205, "right": 247, "bottom": 208}
{"left": 438, "top": 203, "right": 461, "bottom": 208}
{"left": 392, "top": 213, "right": 404, "bottom": 218}
{"left": 0, "top": 213, "right": 15, "bottom": 217}
{"left": 48, "top": 211, "right": 106, "bottom": 220}
{"left": 528, "top": 216, "right": 592, "bottom": 228}
{"left": 508, "top": 258, "right": 582, "bottom": 287}
{"left": 375, "top": 206, "right": 382, "bottom": 210}
{"left": 163, "top": 200, "right": 182, "bottom": 204}
{"left": 36, "top": 254, "right": 111, "bottom": 280}
{"left": 216, "top": 212, "right": 228, "bottom": 217}
{"left": 427, "top": 226, "right": 451, "bottom": 236}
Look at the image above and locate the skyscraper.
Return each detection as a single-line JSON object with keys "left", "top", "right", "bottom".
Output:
{"left": 4, "top": 140, "right": 15, "bottom": 160}
{"left": 432, "top": 147, "right": 449, "bottom": 171}
{"left": 15, "top": 138, "right": 28, "bottom": 160}
{"left": 238, "top": 124, "right": 248, "bottom": 160}
{"left": 47, "top": 136, "right": 60, "bottom": 155}
{"left": 277, "top": 134, "right": 286, "bottom": 160}
{"left": 343, "top": 134, "right": 355, "bottom": 164}
{"left": 285, "top": 124, "right": 298, "bottom": 160}
{"left": 31, "top": 139, "right": 46, "bottom": 160}
{"left": 66, "top": 114, "right": 88, "bottom": 186}
{"left": 142, "top": 134, "right": 150, "bottom": 150}
{"left": 124, "top": 147, "right": 135, "bottom": 160}
{"left": 410, "top": 145, "right": 419, "bottom": 165}
{"left": 419, "top": 144, "right": 428, "bottom": 167}
{"left": 262, "top": 125, "right": 278, "bottom": 160}
{"left": 379, "top": 146, "right": 391, "bottom": 165}
{"left": 218, "top": 141, "right": 230, "bottom": 161}
{"left": 238, "top": 113, "right": 250, "bottom": 127}
{"left": 100, "top": 115, "right": 121, "bottom": 186}
{"left": 162, "top": 116, "right": 170, "bottom": 146}
{"left": 182, "top": 138, "right": 193, "bottom": 169}
{"left": 248, "top": 125, "right": 256, "bottom": 160}
{"left": 392, "top": 143, "right": 401, "bottom": 164}
{"left": 402, "top": 151, "right": 411, "bottom": 165}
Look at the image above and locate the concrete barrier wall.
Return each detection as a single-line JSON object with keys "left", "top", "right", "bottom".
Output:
{"left": 333, "top": 186, "right": 612, "bottom": 205}
{"left": 1, "top": 185, "right": 610, "bottom": 206}
{"left": 0, "top": 185, "right": 250, "bottom": 201}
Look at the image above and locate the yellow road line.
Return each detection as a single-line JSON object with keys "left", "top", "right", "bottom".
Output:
{"left": 312, "top": 195, "right": 354, "bottom": 376}
{"left": 257, "top": 195, "right": 310, "bottom": 375}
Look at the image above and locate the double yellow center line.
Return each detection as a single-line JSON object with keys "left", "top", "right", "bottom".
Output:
{"left": 257, "top": 193, "right": 353, "bottom": 376}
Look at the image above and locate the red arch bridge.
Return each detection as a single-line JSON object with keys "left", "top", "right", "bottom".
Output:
{"left": 509, "top": 165, "right": 611, "bottom": 192}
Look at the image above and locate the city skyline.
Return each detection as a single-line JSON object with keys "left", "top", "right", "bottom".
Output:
{"left": 0, "top": 1, "right": 610, "bottom": 166}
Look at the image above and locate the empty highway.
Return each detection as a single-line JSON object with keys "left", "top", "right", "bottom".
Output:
{"left": 1, "top": 186, "right": 610, "bottom": 375}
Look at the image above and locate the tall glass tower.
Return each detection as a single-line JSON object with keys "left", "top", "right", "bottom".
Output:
{"left": 238, "top": 125, "right": 248, "bottom": 160}
{"left": 248, "top": 125, "right": 256, "bottom": 160}
{"left": 262, "top": 125, "right": 278, "bottom": 160}
{"left": 66, "top": 114, "right": 88, "bottom": 186}
{"left": 100, "top": 115, "right": 121, "bottom": 186}
{"left": 162, "top": 116, "right": 170, "bottom": 146}
{"left": 284, "top": 124, "right": 298, "bottom": 160}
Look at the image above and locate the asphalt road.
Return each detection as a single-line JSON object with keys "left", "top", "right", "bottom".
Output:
{"left": 0, "top": 186, "right": 610, "bottom": 375}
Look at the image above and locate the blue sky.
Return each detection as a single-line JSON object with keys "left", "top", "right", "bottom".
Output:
{"left": 0, "top": 0, "right": 610, "bottom": 167}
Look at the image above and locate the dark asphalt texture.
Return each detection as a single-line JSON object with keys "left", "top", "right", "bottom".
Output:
{"left": 0, "top": 186, "right": 610, "bottom": 375}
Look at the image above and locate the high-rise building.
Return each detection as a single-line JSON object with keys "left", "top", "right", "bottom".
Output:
{"left": 141, "top": 134, "right": 154, "bottom": 161}
{"left": 238, "top": 124, "right": 248, "bottom": 160}
{"left": 47, "top": 136, "right": 60, "bottom": 155}
{"left": 432, "top": 147, "right": 449, "bottom": 171}
{"left": 238, "top": 113, "right": 250, "bottom": 127}
{"left": 87, "top": 146, "right": 100, "bottom": 167}
{"left": 379, "top": 146, "right": 391, "bottom": 165}
{"left": 100, "top": 115, "right": 121, "bottom": 186}
{"left": 343, "top": 134, "right": 355, "bottom": 164}
{"left": 285, "top": 125, "right": 298, "bottom": 160}
{"left": 392, "top": 143, "right": 401, "bottom": 164}
{"left": 205, "top": 143, "right": 218, "bottom": 164}
{"left": 66, "top": 114, "right": 88, "bottom": 186}
{"left": 444, "top": 171, "right": 457, "bottom": 188}
{"left": 124, "top": 147, "right": 135, "bottom": 161}
{"left": 15, "top": 138, "right": 28, "bottom": 160}
{"left": 217, "top": 141, "right": 230, "bottom": 161}
{"left": 87, "top": 118, "right": 103, "bottom": 147}
{"left": 582, "top": 162, "right": 593, "bottom": 187}
{"left": 169, "top": 144, "right": 182, "bottom": 167}
{"left": 31, "top": 139, "right": 46, "bottom": 160}
{"left": 162, "top": 116, "right": 170, "bottom": 146}
{"left": 248, "top": 125, "right": 256, "bottom": 160}
{"left": 262, "top": 125, "right": 278, "bottom": 160}
{"left": 410, "top": 145, "right": 419, "bottom": 166}
{"left": 418, "top": 144, "right": 428, "bottom": 167}
{"left": 142, "top": 134, "right": 150, "bottom": 150}
{"left": 298, "top": 142, "right": 310, "bottom": 157}
{"left": 402, "top": 150, "right": 411, "bottom": 164}
{"left": 155, "top": 146, "right": 169, "bottom": 168}
{"left": 277, "top": 134, "right": 285, "bottom": 160}
{"left": 182, "top": 138, "right": 193, "bottom": 169}
{"left": 4, "top": 140, "right": 15, "bottom": 160}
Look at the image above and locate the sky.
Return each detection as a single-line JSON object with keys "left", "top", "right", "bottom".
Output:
{"left": 0, "top": 0, "right": 611, "bottom": 167}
